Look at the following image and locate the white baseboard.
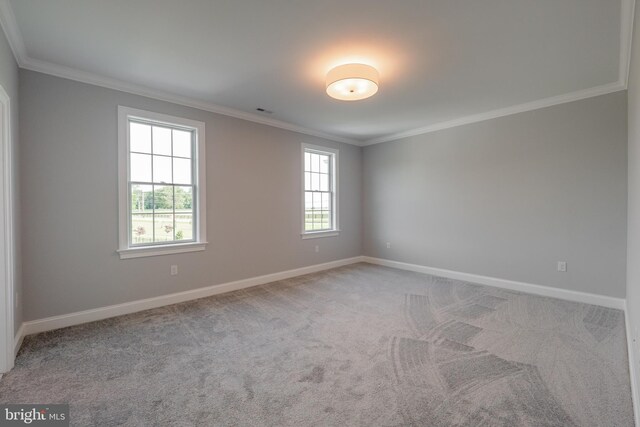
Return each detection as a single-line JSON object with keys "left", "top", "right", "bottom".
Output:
{"left": 12, "top": 254, "right": 637, "bottom": 421}
{"left": 362, "top": 256, "right": 626, "bottom": 310}
{"left": 20, "top": 256, "right": 365, "bottom": 337}
{"left": 625, "top": 303, "right": 640, "bottom": 427}
{"left": 13, "top": 323, "right": 24, "bottom": 356}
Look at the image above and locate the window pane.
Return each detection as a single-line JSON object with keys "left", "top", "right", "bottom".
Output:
{"left": 322, "top": 193, "right": 330, "bottom": 211}
{"left": 130, "top": 153, "right": 152, "bottom": 182}
{"left": 320, "top": 174, "right": 329, "bottom": 191}
{"left": 130, "top": 122, "right": 151, "bottom": 153}
{"left": 310, "top": 153, "right": 320, "bottom": 173}
{"left": 312, "top": 192, "right": 321, "bottom": 210}
{"left": 131, "top": 184, "right": 153, "bottom": 214}
{"left": 153, "top": 126, "right": 172, "bottom": 155}
{"left": 322, "top": 211, "right": 331, "bottom": 229}
{"left": 153, "top": 185, "right": 174, "bottom": 212}
{"left": 131, "top": 214, "right": 153, "bottom": 245}
{"left": 305, "top": 192, "right": 312, "bottom": 209}
{"left": 175, "top": 186, "right": 193, "bottom": 211}
{"left": 304, "top": 152, "right": 311, "bottom": 171}
{"left": 173, "top": 158, "right": 191, "bottom": 185}
{"left": 320, "top": 155, "right": 330, "bottom": 173}
{"left": 173, "top": 129, "right": 192, "bottom": 158}
{"left": 175, "top": 213, "right": 193, "bottom": 241}
{"left": 311, "top": 173, "right": 319, "bottom": 191}
{"left": 153, "top": 155, "right": 172, "bottom": 183}
{"left": 304, "top": 172, "right": 311, "bottom": 191}
{"left": 154, "top": 213, "right": 175, "bottom": 242}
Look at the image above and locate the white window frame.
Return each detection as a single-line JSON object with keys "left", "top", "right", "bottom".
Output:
{"left": 117, "top": 106, "right": 207, "bottom": 259}
{"left": 301, "top": 143, "right": 339, "bottom": 239}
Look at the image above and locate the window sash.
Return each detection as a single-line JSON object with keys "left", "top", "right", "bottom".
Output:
{"left": 128, "top": 182, "right": 196, "bottom": 246}
{"left": 303, "top": 147, "right": 336, "bottom": 232}
{"left": 304, "top": 190, "right": 333, "bottom": 231}
{"left": 127, "top": 118, "right": 197, "bottom": 247}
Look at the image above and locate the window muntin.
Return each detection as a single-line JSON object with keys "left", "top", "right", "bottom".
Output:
{"left": 303, "top": 146, "right": 337, "bottom": 233}
{"left": 118, "top": 106, "right": 206, "bottom": 258}
{"left": 128, "top": 121, "right": 196, "bottom": 246}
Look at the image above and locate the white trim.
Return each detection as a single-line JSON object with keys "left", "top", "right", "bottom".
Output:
{"left": 0, "top": 0, "right": 358, "bottom": 146}
{"left": 362, "top": 256, "right": 626, "bottom": 309}
{"left": 624, "top": 303, "right": 640, "bottom": 427}
{"left": 362, "top": 82, "right": 626, "bottom": 145}
{"left": 301, "top": 143, "right": 339, "bottom": 236}
{"left": 16, "top": 56, "right": 628, "bottom": 150}
{"left": 117, "top": 106, "right": 207, "bottom": 259}
{"left": 0, "top": 85, "right": 14, "bottom": 373}
{"left": 20, "top": 256, "right": 365, "bottom": 336}
{"left": 0, "top": 0, "right": 635, "bottom": 147}
{"left": 621, "top": 0, "right": 637, "bottom": 87}
{"left": 13, "top": 322, "right": 23, "bottom": 356}
{"left": 301, "top": 231, "right": 340, "bottom": 240}
{"left": 24, "top": 57, "right": 358, "bottom": 146}
{"left": 117, "top": 242, "right": 207, "bottom": 259}
{"left": 0, "top": 0, "right": 26, "bottom": 65}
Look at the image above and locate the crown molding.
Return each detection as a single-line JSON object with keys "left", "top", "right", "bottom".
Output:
{"left": 363, "top": 0, "right": 636, "bottom": 146}
{"left": 0, "top": 2, "right": 360, "bottom": 146}
{"left": 19, "top": 56, "right": 360, "bottom": 145}
{"left": 621, "top": 0, "right": 636, "bottom": 87}
{"left": 0, "top": 0, "right": 25, "bottom": 65}
{"left": 362, "top": 81, "right": 626, "bottom": 146}
{"left": 0, "top": 0, "right": 635, "bottom": 147}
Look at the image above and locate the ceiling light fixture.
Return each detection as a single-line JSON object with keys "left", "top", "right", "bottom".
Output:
{"left": 326, "top": 63, "right": 379, "bottom": 101}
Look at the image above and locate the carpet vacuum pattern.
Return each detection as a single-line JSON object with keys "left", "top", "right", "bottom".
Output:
{"left": 0, "top": 263, "right": 634, "bottom": 426}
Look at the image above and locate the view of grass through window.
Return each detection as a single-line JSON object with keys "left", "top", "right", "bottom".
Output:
{"left": 304, "top": 149, "right": 333, "bottom": 231}
{"left": 129, "top": 121, "right": 195, "bottom": 245}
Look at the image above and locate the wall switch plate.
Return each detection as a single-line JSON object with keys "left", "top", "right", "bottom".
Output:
{"left": 171, "top": 265, "right": 178, "bottom": 276}
{"left": 386, "top": 242, "right": 391, "bottom": 249}
{"left": 315, "top": 245, "right": 319, "bottom": 253}
{"left": 557, "top": 261, "right": 567, "bottom": 272}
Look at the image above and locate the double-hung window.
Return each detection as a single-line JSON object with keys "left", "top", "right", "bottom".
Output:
{"left": 118, "top": 106, "right": 206, "bottom": 258}
{"left": 302, "top": 144, "right": 338, "bottom": 238}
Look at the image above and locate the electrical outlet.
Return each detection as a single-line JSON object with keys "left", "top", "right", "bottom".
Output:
{"left": 386, "top": 242, "right": 391, "bottom": 249}
{"left": 171, "top": 265, "right": 178, "bottom": 276}
{"left": 315, "top": 245, "right": 319, "bottom": 253}
{"left": 557, "top": 261, "right": 567, "bottom": 272}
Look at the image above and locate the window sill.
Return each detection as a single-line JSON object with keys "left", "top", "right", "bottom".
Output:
{"left": 301, "top": 230, "right": 340, "bottom": 239}
{"left": 118, "top": 242, "right": 207, "bottom": 259}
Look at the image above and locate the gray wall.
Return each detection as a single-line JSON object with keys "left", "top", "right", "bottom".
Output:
{"left": 19, "top": 70, "right": 362, "bottom": 321}
{"left": 0, "top": 27, "right": 21, "bottom": 334}
{"left": 363, "top": 91, "right": 627, "bottom": 298}
{"left": 627, "top": 0, "right": 640, "bottom": 397}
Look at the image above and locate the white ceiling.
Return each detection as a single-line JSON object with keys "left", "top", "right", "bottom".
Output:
{"left": 0, "top": 0, "right": 633, "bottom": 144}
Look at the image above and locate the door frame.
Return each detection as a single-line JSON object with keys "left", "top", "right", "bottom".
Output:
{"left": 0, "top": 84, "right": 15, "bottom": 373}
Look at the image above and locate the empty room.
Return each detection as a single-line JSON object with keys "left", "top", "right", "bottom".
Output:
{"left": 0, "top": 0, "right": 640, "bottom": 425}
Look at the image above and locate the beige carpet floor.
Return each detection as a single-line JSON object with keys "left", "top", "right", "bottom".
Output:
{"left": 0, "top": 263, "right": 634, "bottom": 426}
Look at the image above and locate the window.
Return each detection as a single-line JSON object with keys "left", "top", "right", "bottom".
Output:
{"left": 302, "top": 144, "right": 338, "bottom": 238}
{"left": 118, "top": 107, "right": 206, "bottom": 258}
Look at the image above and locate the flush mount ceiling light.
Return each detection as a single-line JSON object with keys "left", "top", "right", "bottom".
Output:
{"left": 326, "top": 63, "right": 379, "bottom": 101}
